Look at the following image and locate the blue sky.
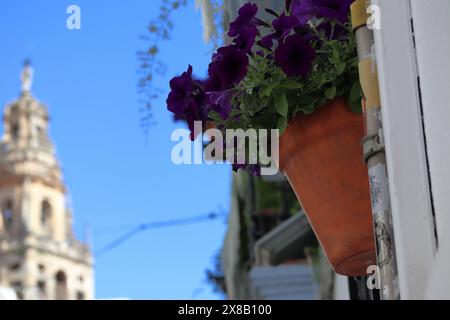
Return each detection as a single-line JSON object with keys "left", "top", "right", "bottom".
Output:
{"left": 0, "top": 0, "right": 231, "bottom": 299}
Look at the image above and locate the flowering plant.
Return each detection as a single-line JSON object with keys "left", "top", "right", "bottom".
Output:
{"left": 167, "top": 0, "right": 361, "bottom": 171}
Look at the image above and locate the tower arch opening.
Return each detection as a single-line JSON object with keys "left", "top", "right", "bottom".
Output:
{"left": 2, "top": 199, "right": 14, "bottom": 234}
{"left": 55, "top": 270, "right": 68, "bottom": 300}
{"left": 41, "top": 199, "right": 52, "bottom": 234}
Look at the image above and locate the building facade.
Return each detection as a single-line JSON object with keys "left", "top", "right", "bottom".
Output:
{"left": 0, "top": 63, "right": 93, "bottom": 300}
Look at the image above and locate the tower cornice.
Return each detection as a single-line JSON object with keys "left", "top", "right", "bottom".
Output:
{"left": 0, "top": 170, "right": 67, "bottom": 194}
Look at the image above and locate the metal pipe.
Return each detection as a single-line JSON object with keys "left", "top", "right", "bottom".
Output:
{"left": 351, "top": 0, "right": 400, "bottom": 300}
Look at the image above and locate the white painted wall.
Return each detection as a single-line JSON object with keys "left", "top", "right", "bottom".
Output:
{"left": 410, "top": 0, "right": 450, "bottom": 244}
{"left": 409, "top": 0, "right": 450, "bottom": 299}
{"left": 374, "top": 0, "right": 450, "bottom": 299}
{"left": 372, "top": 0, "right": 436, "bottom": 299}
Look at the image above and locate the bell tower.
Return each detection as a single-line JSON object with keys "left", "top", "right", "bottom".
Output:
{"left": 0, "top": 62, "right": 94, "bottom": 300}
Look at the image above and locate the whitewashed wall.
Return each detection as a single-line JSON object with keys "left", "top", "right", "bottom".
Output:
{"left": 409, "top": 0, "right": 450, "bottom": 245}
{"left": 409, "top": 0, "right": 450, "bottom": 299}
{"left": 373, "top": 0, "right": 450, "bottom": 299}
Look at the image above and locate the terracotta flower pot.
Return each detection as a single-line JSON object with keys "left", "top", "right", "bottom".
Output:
{"left": 279, "top": 97, "right": 376, "bottom": 276}
{"left": 204, "top": 121, "right": 217, "bottom": 131}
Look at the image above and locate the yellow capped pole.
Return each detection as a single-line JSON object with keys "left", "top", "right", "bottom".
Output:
{"left": 351, "top": 0, "right": 400, "bottom": 300}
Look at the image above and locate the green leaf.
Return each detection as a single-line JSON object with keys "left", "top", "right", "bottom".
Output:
{"left": 275, "top": 93, "right": 289, "bottom": 117}
{"left": 260, "top": 79, "right": 281, "bottom": 98}
{"left": 277, "top": 116, "right": 288, "bottom": 135}
{"left": 280, "top": 79, "right": 303, "bottom": 89}
{"left": 336, "top": 62, "right": 346, "bottom": 75}
{"left": 332, "top": 49, "right": 340, "bottom": 64}
{"left": 325, "top": 86, "right": 337, "bottom": 100}
{"left": 260, "top": 85, "right": 274, "bottom": 98}
{"left": 350, "top": 59, "right": 359, "bottom": 69}
{"left": 349, "top": 97, "right": 363, "bottom": 114}
{"left": 350, "top": 81, "right": 362, "bottom": 101}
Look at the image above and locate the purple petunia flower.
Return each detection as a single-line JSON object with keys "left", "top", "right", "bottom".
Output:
{"left": 273, "top": 13, "right": 300, "bottom": 39}
{"left": 315, "top": 0, "right": 353, "bottom": 24}
{"left": 204, "top": 64, "right": 222, "bottom": 92}
{"left": 234, "top": 27, "right": 259, "bottom": 53}
{"left": 291, "top": 0, "right": 352, "bottom": 25}
{"left": 228, "top": 3, "right": 259, "bottom": 53}
{"left": 203, "top": 45, "right": 249, "bottom": 120}
{"left": 228, "top": 3, "right": 258, "bottom": 37}
{"left": 167, "top": 65, "right": 195, "bottom": 115}
{"left": 248, "top": 164, "right": 261, "bottom": 176}
{"left": 207, "top": 45, "right": 249, "bottom": 91}
{"left": 166, "top": 65, "right": 207, "bottom": 140}
{"left": 275, "top": 34, "right": 316, "bottom": 77}
{"left": 232, "top": 163, "right": 261, "bottom": 176}
{"left": 208, "top": 90, "right": 234, "bottom": 120}
{"left": 258, "top": 34, "right": 275, "bottom": 50}
{"left": 257, "top": 13, "right": 299, "bottom": 50}
{"left": 290, "top": 0, "right": 317, "bottom": 25}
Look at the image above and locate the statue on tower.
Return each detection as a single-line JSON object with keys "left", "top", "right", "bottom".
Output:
{"left": 20, "top": 59, "right": 33, "bottom": 93}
